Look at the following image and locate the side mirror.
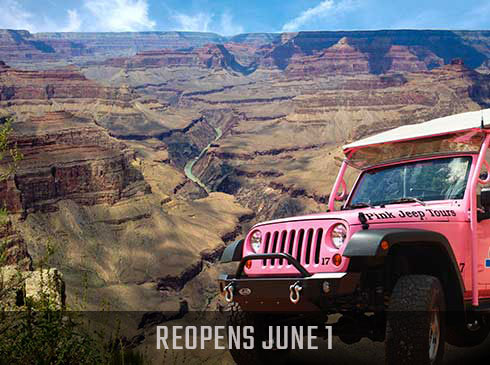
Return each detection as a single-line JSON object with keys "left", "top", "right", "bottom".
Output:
{"left": 481, "top": 188, "right": 490, "bottom": 210}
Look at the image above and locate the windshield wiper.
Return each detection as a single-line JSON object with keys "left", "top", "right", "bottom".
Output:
{"left": 384, "top": 197, "right": 426, "bottom": 206}
{"left": 344, "top": 202, "right": 374, "bottom": 210}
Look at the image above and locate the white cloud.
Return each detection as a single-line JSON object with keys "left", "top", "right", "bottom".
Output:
{"left": 0, "top": 0, "right": 36, "bottom": 31}
{"left": 0, "top": 0, "right": 247, "bottom": 35}
{"left": 219, "top": 11, "right": 244, "bottom": 36}
{"left": 0, "top": 1, "right": 81, "bottom": 33}
{"left": 0, "top": 1, "right": 83, "bottom": 33}
{"left": 282, "top": 0, "right": 359, "bottom": 32}
{"left": 0, "top": 0, "right": 156, "bottom": 33}
{"left": 84, "top": 0, "right": 156, "bottom": 32}
{"left": 172, "top": 11, "right": 244, "bottom": 35}
{"left": 172, "top": 12, "right": 213, "bottom": 32}
{"left": 61, "top": 10, "right": 82, "bottom": 32}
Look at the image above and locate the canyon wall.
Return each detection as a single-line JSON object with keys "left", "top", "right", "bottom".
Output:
{"left": 3, "top": 111, "right": 151, "bottom": 214}
{"left": 1, "top": 29, "right": 490, "bottom": 75}
{"left": 0, "top": 62, "right": 252, "bottom": 314}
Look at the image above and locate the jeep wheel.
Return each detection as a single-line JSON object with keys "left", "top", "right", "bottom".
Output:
{"left": 386, "top": 275, "right": 446, "bottom": 365}
{"left": 226, "top": 303, "right": 290, "bottom": 364}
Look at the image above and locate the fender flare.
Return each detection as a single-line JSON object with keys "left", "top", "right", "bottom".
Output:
{"left": 343, "top": 228, "right": 464, "bottom": 306}
{"left": 220, "top": 238, "right": 244, "bottom": 263}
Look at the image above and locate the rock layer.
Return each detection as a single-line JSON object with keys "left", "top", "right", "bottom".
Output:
{"left": 0, "top": 61, "right": 132, "bottom": 101}
{"left": 105, "top": 44, "right": 253, "bottom": 75}
{"left": 2, "top": 111, "right": 150, "bottom": 214}
{"left": 286, "top": 37, "right": 370, "bottom": 76}
{"left": 1, "top": 29, "right": 490, "bottom": 76}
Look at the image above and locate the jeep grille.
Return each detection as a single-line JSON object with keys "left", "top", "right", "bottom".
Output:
{"left": 261, "top": 228, "right": 323, "bottom": 267}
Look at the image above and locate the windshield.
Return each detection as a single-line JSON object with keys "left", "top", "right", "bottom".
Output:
{"left": 348, "top": 156, "right": 472, "bottom": 207}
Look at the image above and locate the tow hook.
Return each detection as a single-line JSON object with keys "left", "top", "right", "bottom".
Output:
{"left": 224, "top": 283, "right": 234, "bottom": 303}
{"left": 289, "top": 281, "right": 303, "bottom": 304}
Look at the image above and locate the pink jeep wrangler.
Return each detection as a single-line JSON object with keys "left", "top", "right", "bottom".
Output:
{"left": 219, "top": 109, "right": 490, "bottom": 364}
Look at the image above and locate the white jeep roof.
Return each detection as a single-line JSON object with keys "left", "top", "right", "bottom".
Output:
{"left": 343, "top": 108, "right": 490, "bottom": 151}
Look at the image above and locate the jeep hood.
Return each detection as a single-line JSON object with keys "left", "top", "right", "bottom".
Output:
{"left": 253, "top": 201, "right": 466, "bottom": 228}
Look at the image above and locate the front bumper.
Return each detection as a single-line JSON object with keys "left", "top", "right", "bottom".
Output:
{"left": 219, "top": 253, "right": 360, "bottom": 312}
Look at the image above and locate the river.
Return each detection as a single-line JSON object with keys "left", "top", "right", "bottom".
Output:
{"left": 184, "top": 126, "right": 222, "bottom": 193}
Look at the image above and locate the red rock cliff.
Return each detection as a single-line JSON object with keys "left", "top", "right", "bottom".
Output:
{"left": 0, "top": 111, "right": 150, "bottom": 215}
{"left": 0, "top": 62, "right": 132, "bottom": 101}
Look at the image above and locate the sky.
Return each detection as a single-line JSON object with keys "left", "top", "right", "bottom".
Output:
{"left": 0, "top": 0, "right": 489, "bottom": 35}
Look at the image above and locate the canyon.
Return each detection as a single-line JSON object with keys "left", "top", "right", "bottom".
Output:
{"left": 1, "top": 28, "right": 490, "bottom": 360}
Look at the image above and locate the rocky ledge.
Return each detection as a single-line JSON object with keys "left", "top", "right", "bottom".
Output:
{"left": 0, "top": 61, "right": 133, "bottom": 101}
{"left": 105, "top": 43, "right": 253, "bottom": 74}
{"left": 0, "top": 111, "right": 151, "bottom": 215}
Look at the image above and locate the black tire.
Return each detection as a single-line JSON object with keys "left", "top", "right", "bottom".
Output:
{"left": 226, "top": 303, "right": 290, "bottom": 365}
{"left": 386, "top": 275, "right": 446, "bottom": 365}
{"left": 447, "top": 323, "right": 490, "bottom": 347}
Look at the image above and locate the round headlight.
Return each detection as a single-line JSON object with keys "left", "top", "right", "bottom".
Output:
{"left": 331, "top": 224, "right": 347, "bottom": 249}
{"left": 250, "top": 230, "right": 262, "bottom": 253}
